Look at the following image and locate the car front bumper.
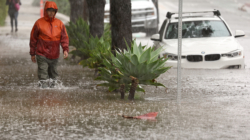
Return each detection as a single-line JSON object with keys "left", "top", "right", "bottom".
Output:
{"left": 165, "top": 55, "right": 245, "bottom": 69}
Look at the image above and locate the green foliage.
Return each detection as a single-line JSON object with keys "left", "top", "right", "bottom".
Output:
{"left": 66, "top": 18, "right": 111, "bottom": 63}
{"left": 73, "top": 23, "right": 112, "bottom": 69}
{"left": 96, "top": 58, "right": 146, "bottom": 93}
{"left": 79, "top": 36, "right": 112, "bottom": 69}
{"left": 113, "top": 41, "right": 171, "bottom": 87}
{"left": 96, "top": 41, "right": 171, "bottom": 98}
{"left": 65, "top": 17, "right": 169, "bottom": 100}
{"left": 66, "top": 18, "right": 90, "bottom": 59}
{"left": 0, "top": 0, "right": 7, "bottom": 26}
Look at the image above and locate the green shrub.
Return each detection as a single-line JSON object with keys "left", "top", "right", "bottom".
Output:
{"left": 78, "top": 24, "right": 112, "bottom": 69}
{"left": 66, "top": 18, "right": 169, "bottom": 101}
{"left": 66, "top": 18, "right": 112, "bottom": 69}
{"left": 97, "top": 41, "right": 171, "bottom": 100}
{"left": 66, "top": 18, "right": 90, "bottom": 60}
{"left": 79, "top": 36, "right": 112, "bottom": 69}
{"left": 0, "top": 0, "right": 7, "bottom": 26}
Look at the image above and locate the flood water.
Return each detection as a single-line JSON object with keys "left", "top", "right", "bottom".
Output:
{"left": 1, "top": 35, "right": 250, "bottom": 139}
{"left": 1, "top": 0, "right": 250, "bottom": 138}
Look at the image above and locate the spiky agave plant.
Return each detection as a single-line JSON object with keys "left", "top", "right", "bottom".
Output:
{"left": 96, "top": 59, "right": 145, "bottom": 99}
{"left": 111, "top": 41, "right": 171, "bottom": 100}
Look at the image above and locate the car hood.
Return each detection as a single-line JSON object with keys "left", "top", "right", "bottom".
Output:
{"left": 105, "top": 0, "right": 154, "bottom": 11}
{"left": 162, "top": 37, "right": 242, "bottom": 55}
{"left": 131, "top": 1, "right": 154, "bottom": 9}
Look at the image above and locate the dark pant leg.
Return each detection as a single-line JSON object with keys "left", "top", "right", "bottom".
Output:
{"left": 10, "top": 16, "right": 14, "bottom": 30}
{"left": 8, "top": 11, "right": 14, "bottom": 30}
{"left": 47, "top": 58, "right": 59, "bottom": 80}
{"left": 14, "top": 12, "right": 18, "bottom": 29}
{"left": 36, "top": 55, "right": 49, "bottom": 80}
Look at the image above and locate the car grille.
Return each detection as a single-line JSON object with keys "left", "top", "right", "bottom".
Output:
{"left": 132, "top": 21, "right": 144, "bottom": 26}
{"left": 205, "top": 54, "right": 221, "bottom": 61}
{"left": 187, "top": 55, "right": 203, "bottom": 62}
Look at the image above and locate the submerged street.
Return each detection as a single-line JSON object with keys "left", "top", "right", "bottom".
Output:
{"left": 1, "top": 0, "right": 250, "bottom": 139}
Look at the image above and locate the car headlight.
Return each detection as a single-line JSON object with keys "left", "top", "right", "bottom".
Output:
{"left": 146, "top": 8, "right": 154, "bottom": 10}
{"left": 163, "top": 53, "right": 186, "bottom": 61}
{"left": 221, "top": 50, "right": 242, "bottom": 58}
{"left": 146, "top": 8, "right": 155, "bottom": 15}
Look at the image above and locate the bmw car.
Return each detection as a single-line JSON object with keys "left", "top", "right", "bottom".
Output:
{"left": 151, "top": 10, "right": 245, "bottom": 69}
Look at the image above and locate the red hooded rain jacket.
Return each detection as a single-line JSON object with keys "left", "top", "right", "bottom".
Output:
{"left": 29, "top": 1, "right": 69, "bottom": 59}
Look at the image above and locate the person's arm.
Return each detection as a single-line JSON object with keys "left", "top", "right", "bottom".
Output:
{"left": 60, "top": 24, "right": 69, "bottom": 59}
{"left": 30, "top": 22, "right": 39, "bottom": 63}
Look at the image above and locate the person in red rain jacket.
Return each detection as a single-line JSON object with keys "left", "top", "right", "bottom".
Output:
{"left": 29, "top": 1, "right": 69, "bottom": 88}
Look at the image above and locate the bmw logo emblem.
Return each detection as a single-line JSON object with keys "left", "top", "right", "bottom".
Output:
{"left": 201, "top": 51, "right": 205, "bottom": 54}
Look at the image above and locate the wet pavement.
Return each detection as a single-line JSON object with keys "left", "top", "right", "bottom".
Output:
{"left": 1, "top": 0, "right": 250, "bottom": 139}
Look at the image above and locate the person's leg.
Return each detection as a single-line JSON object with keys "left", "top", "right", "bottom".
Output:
{"left": 10, "top": 15, "right": 14, "bottom": 32}
{"left": 14, "top": 12, "right": 18, "bottom": 32}
{"left": 8, "top": 11, "right": 14, "bottom": 32}
{"left": 48, "top": 58, "right": 59, "bottom": 88}
{"left": 36, "top": 55, "right": 49, "bottom": 88}
{"left": 48, "top": 59, "right": 59, "bottom": 80}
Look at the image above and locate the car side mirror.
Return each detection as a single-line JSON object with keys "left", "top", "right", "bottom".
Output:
{"left": 151, "top": 34, "right": 161, "bottom": 41}
{"left": 235, "top": 30, "right": 245, "bottom": 38}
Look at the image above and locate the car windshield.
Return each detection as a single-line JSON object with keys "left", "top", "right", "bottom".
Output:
{"left": 106, "top": 0, "right": 148, "bottom": 4}
{"left": 165, "top": 20, "right": 231, "bottom": 39}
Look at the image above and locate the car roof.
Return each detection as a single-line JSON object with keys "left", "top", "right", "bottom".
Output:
{"left": 169, "top": 16, "right": 221, "bottom": 23}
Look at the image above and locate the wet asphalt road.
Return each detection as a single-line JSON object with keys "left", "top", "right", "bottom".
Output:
{"left": 1, "top": 0, "right": 250, "bottom": 139}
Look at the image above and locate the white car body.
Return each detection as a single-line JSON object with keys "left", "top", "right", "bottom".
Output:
{"left": 104, "top": 0, "right": 158, "bottom": 34}
{"left": 151, "top": 12, "right": 245, "bottom": 69}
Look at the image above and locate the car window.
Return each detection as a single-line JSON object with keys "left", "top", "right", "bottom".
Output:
{"left": 165, "top": 20, "right": 231, "bottom": 39}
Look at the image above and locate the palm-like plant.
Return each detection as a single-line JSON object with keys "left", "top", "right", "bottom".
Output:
{"left": 79, "top": 36, "right": 112, "bottom": 72}
{"left": 97, "top": 41, "right": 171, "bottom": 100}
{"left": 66, "top": 18, "right": 90, "bottom": 60}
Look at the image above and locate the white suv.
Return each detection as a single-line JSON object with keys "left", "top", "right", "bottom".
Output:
{"left": 104, "top": 0, "right": 159, "bottom": 36}
{"left": 151, "top": 10, "right": 245, "bottom": 69}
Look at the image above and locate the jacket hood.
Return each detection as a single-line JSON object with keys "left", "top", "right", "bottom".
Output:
{"left": 44, "top": 1, "right": 58, "bottom": 21}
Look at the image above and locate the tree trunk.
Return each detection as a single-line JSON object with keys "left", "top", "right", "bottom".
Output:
{"left": 120, "top": 84, "right": 125, "bottom": 99}
{"left": 86, "top": 0, "right": 106, "bottom": 38}
{"left": 83, "top": 0, "right": 89, "bottom": 21}
{"left": 110, "top": 0, "right": 132, "bottom": 51}
{"left": 128, "top": 77, "right": 139, "bottom": 100}
{"left": 69, "top": 0, "right": 85, "bottom": 23}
